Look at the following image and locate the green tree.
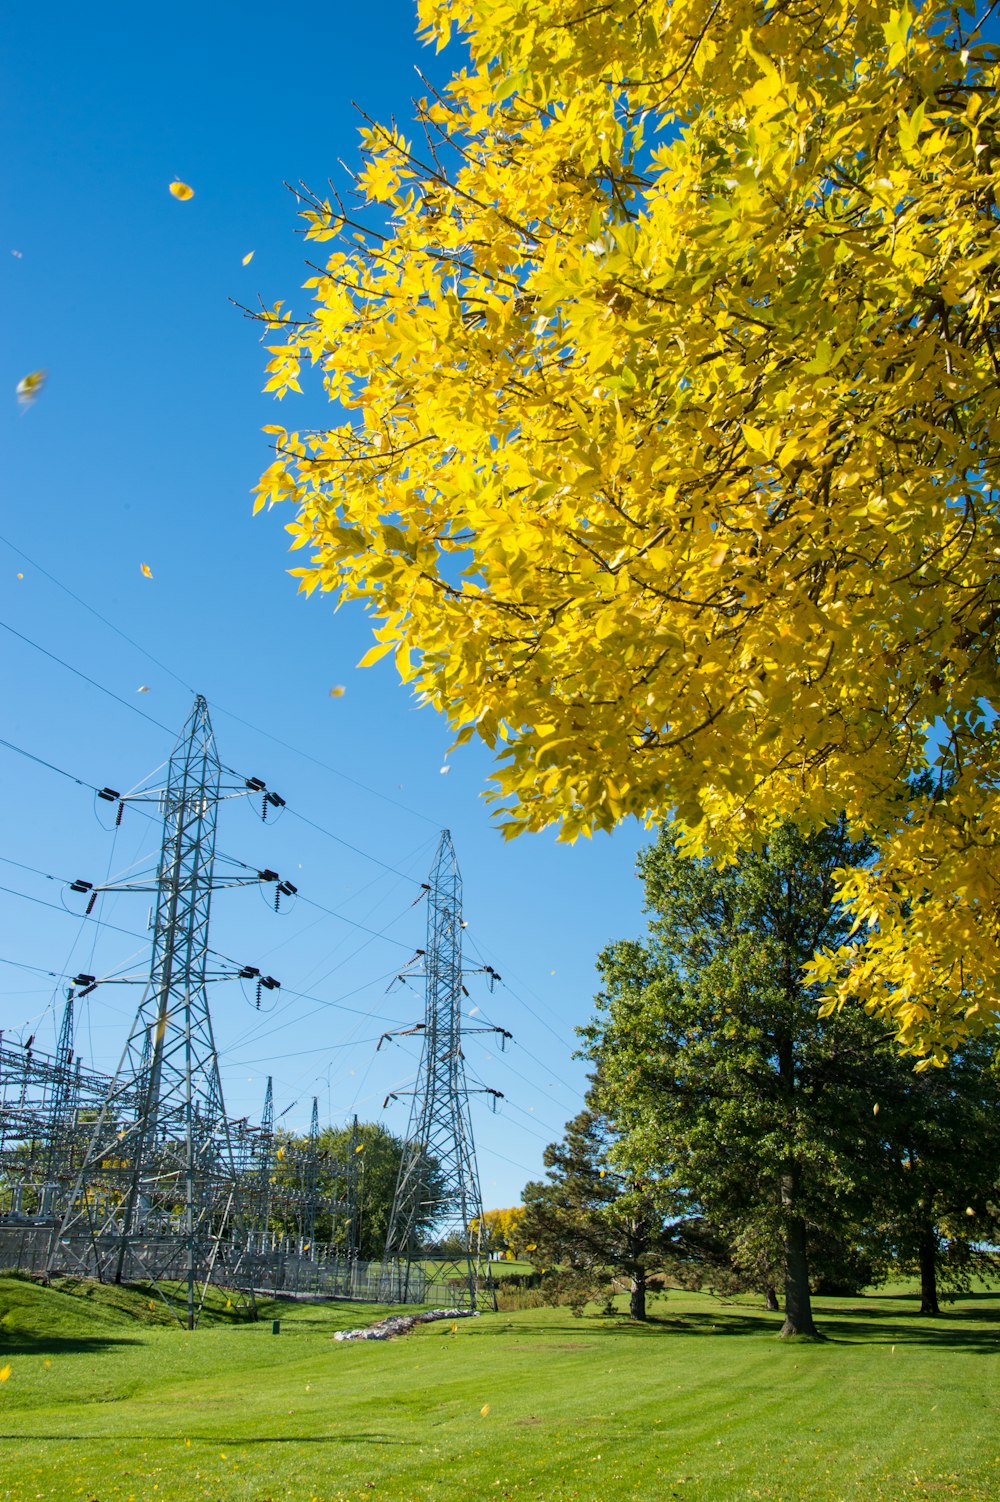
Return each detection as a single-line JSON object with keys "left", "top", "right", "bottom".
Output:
{"left": 273, "top": 1122, "right": 440, "bottom": 1261}
{"left": 587, "top": 822, "right": 897, "bottom": 1338}
{"left": 870, "top": 1041, "right": 1000, "bottom": 1314}
{"left": 521, "top": 1084, "right": 719, "bottom": 1320}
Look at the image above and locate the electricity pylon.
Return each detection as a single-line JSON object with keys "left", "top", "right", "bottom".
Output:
{"left": 47, "top": 696, "right": 275, "bottom": 1326}
{"left": 380, "top": 830, "right": 507, "bottom": 1309}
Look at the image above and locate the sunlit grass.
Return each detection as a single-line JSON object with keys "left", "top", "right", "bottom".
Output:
{"left": 0, "top": 1274, "right": 997, "bottom": 1501}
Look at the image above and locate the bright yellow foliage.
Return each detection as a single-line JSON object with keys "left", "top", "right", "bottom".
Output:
{"left": 256, "top": 0, "right": 1000, "bottom": 1058}
{"left": 478, "top": 1204, "right": 527, "bottom": 1257}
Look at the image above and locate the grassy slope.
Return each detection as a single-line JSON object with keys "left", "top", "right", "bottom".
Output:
{"left": 0, "top": 1276, "right": 997, "bottom": 1502}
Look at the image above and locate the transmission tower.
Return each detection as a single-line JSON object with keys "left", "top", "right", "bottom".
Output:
{"left": 40, "top": 991, "right": 77, "bottom": 1218}
{"left": 302, "top": 1096, "right": 320, "bottom": 1252}
{"left": 48, "top": 695, "right": 277, "bottom": 1326}
{"left": 380, "top": 830, "right": 507, "bottom": 1309}
{"left": 252, "top": 1075, "right": 275, "bottom": 1248}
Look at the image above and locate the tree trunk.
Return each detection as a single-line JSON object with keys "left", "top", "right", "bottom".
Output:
{"left": 779, "top": 1165, "right": 820, "bottom": 1338}
{"left": 763, "top": 1285, "right": 779, "bottom": 1312}
{"left": 629, "top": 1269, "right": 647, "bottom": 1321}
{"left": 918, "top": 1227, "right": 940, "bottom": 1316}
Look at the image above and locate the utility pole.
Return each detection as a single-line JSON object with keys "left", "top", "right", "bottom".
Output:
{"left": 47, "top": 696, "right": 280, "bottom": 1325}
{"left": 381, "top": 830, "right": 507, "bottom": 1309}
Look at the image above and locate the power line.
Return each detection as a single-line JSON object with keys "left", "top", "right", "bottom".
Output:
{"left": 0, "top": 618, "right": 174, "bottom": 735}
{"left": 0, "top": 530, "right": 196, "bottom": 695}
{"left": 0, "top": 532, "right": 440, "bottom": 827}
{"left": 0, "top": 735, "right": 104, "bottom": 795}
{"left": 281, "top": 805, "right": 434, "bottom": 882}
{"left": 464, "top": 925, "right": 578, "bottom": 1052}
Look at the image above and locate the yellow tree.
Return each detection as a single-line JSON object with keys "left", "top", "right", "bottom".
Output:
{"left": 255, "top": 0, "right": 1000, "bottom": 1059}
{"left": 479, "top": 1205, "right": 528, "bottom": 1259}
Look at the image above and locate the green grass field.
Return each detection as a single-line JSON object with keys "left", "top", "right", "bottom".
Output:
{"left": 0, "top": 1274, "right": 997, "bottom": 1502}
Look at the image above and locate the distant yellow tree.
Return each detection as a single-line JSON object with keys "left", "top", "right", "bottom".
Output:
{"left": 256, "top": 0, "right": 1000, "bottom": 1059}
{"left": 479, "top": 1205, "right": 527, "bottom": 1260}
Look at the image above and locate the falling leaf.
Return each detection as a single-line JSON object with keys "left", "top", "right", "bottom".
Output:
{"left": 480, "top": 1404, "right": 490, "bottom": 1417}
{"left": 451, "top": 1322, "right": 458, "bottom": 1334}
{"left": 140, "top": 563, "right": 153, "bottom": 579}
{"left": 169, "top": 181, "right": 195, "bottom": 200}
{"left": 440, "top": 765, "right": 451, "bottom": 775}
{"left": 966, "top": 1206, "right": 976, "bottom": 1216}
{"left": 0, "top": 1365, "right": 10, "bottom": 1382}
{"left": 185, "top": 1439, "right": 191, "bottom": 1448}
{"left": 599, "top": 1169, "right": 606, "bottom": 1177}
{"left": 526, "top": 1244, "right": 537, "bottom": 1252}
{"left": 11, "top": 250, "right": 22, "bottom": 258}
{"left": 873, "top": 1103, "right": 880, "bottom": 1116}
{"left": 226, "top": 1299, "right": 232, "bottom": 1308}
{"left": 137, "top": 685, "right": 150, "bottom": 693}
{"left": 16, "top": 370, "right": 46, "bottom": 406}
{"left": 148, "top": 1301, "right": 156, "bottom": 1311}
{"left": 329, "top": 686, "right": 345, "bottom": 697}
{"left": 355, "top": 1143, "right": 364, "bottom": 1152}
{"left": 242, "top": 251, "right": 255, "bottom": 265}
{"left": 16, "top": 573, "right": 23, "bottom": 581}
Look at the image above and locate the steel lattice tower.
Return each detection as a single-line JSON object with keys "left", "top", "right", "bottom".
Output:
{"left": 40, "top": 991, "right": 77, "bottom": 1217}
{"left": 48, "top": 696, "right": 242, "bottom": 1326}
{"left": 382, "top": 830, "right": 497, "bottom": 1309}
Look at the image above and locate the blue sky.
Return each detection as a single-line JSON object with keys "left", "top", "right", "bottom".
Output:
{"left": 2, "top": 0, "right": 650, "bottom": 1208}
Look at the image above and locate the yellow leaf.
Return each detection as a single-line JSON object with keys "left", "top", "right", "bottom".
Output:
{"left": 140, "top": 563, "right": 153, "bottom": 579}
{"left": 480, "top": 1404, "right": 490, "bottom": 1417}
{"left": 0, "top": 1365, "right": 10, "bottom": 1382}
{"left": 329, "top": 685, "right": 346, "bottom": 697}
{"left": 169, "top": 181, "right": 195, "bottom": 200}
{"left": 242, "top": 251, "right": 255, "bottom": 265}
{"left": 16, "top": 369, "right": 46, "bottom": 406}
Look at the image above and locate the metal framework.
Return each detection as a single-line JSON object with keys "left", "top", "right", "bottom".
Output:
{"left": 381, "top": 830, "right": 506, "bottom": 1309}
{"left": 0, "top": 697, "right": 441, "bottom": 1316}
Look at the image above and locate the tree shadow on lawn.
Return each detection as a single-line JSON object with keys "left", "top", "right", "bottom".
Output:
{"left": 482, "top": 1306, "right": 999, "bottom": 1352}
{"left": 0, "top": 1433, "right": 419, "bottom": 1447}
{"left": 0, "top": 1332, "right": 143, "bottom": 1356}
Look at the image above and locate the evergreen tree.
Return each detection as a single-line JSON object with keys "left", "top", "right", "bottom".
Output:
{"left": 521, "top": 1084, "right": 722, "bottom": 1320}
{"left": 586, "top": 822, "right": 896, "bottom": 1338}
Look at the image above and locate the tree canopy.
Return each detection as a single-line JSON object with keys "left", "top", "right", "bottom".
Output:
{"left": 587, "top": 822, "right": 901, "bottom": 1337}
{"left": 256, "top": 0, "right": 1000, "bottom": 1057}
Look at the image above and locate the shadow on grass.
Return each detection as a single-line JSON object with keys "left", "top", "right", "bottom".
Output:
{"left": 0, "top": 1433, "right": 418, "bottom": 1446}
{"left": 480, "top": 1302, "right": 1000, "bottom": 1353}
{"left": 0, "top": 1333, "right": 143, "bottom": 1355}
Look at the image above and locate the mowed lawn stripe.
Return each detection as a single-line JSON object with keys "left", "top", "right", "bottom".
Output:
{"left": 0, "top": 1279, "right": 997, "bottom": 1501}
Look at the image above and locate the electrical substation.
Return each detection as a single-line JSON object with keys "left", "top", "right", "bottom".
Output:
{"left": 0, "top": 695, "right": 506, "bottom": 1324}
